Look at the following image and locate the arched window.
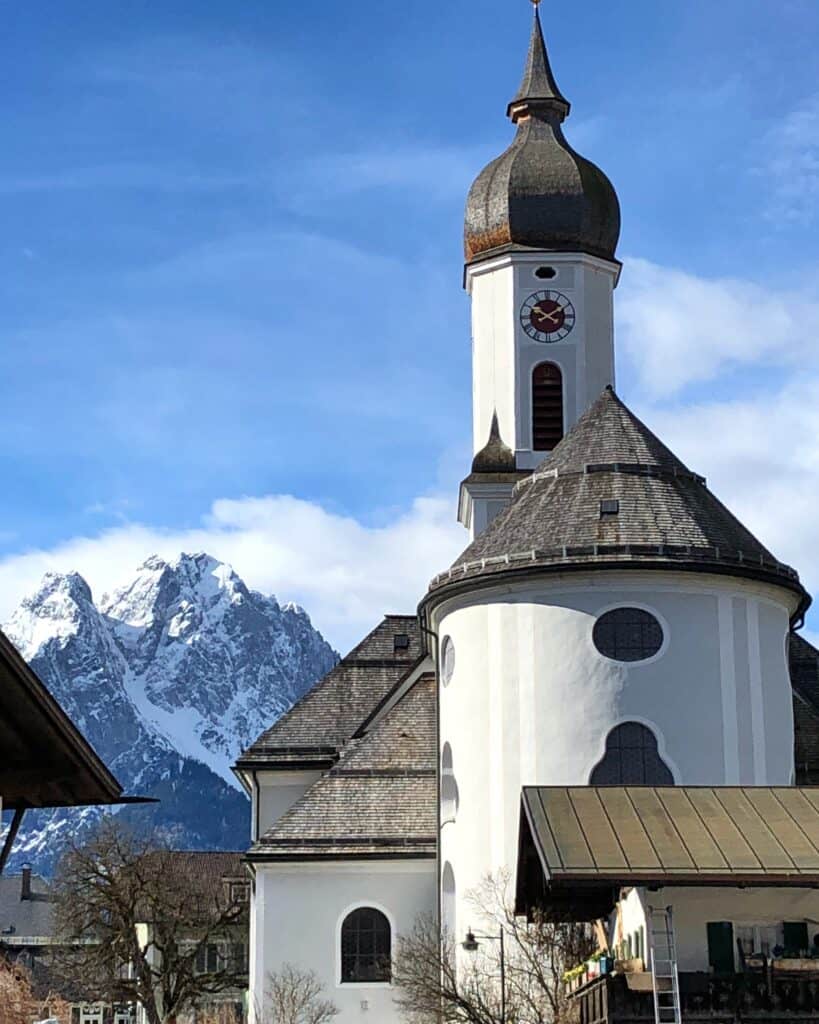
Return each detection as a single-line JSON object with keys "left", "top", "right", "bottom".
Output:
{"left": 590, "top": 722, "right": 674, "bottom": 786}
{"left": 532, "top": 363, "right": 564, "bottom": 451}
{"left": 441, "top": 742, "right": 459, "bottom": 823}
{"left": 442, "top": 863, "right": 457, "bottom": 940}
{"left": 340, "top": 907, "right": 391, "bottom": 983}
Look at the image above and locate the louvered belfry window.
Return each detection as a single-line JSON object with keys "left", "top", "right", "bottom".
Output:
{"left": 532, "top": 363, "right": 564, "bottom": 451}
{"left": 341, "top": 907, "right": 391, "bottom": 983}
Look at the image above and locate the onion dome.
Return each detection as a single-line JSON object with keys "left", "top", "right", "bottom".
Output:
{"left": 428, "top": 388, "right": 809, "bottom": 619}
{"left": 471, "top": 413, "right": 516, "bottom": 474}
{"left": 465, "top": 6, "right": 620, "bottom": 264}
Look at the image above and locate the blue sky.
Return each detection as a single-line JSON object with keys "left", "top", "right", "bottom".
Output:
{"left": 2, "top": 0, "right": 819, "bottom": 649}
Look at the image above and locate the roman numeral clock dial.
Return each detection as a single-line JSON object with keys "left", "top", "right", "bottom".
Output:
{"left": 520, "top": 290, "right": 576, "bottom": 343}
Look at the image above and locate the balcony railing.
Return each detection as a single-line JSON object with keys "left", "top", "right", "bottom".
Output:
{"left": 571, "top": 969, "right": 819, "bottom": 1023}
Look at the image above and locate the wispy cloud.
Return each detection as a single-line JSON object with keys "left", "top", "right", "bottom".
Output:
{"left": 0, "top": 165, "right": 255, "bottom": 194}
{"left": 618, "top": 257, "right": 819, "bottom": 398}
{"left": 643, "top": 376, "right": 819, "bottom": 603}
{"left": 755, "top": 92, "right": 819, "bottom": 223}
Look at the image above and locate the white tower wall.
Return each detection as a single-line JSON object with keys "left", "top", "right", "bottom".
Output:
{"left": 431, "top": 571, "right": 799, "bottom": 939}
{"left": 468, "top": 251, "right": 619, "bottom": 470}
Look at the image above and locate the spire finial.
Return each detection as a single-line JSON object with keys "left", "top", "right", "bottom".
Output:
{"left": 507, "top": 1, "right": 570, "bottom": 124}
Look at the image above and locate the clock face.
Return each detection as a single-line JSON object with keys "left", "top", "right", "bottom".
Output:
{"left": 520, "top": 290, "right": 576, "bottom": 343}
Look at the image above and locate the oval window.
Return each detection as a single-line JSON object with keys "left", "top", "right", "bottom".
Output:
{"left": 441, "top": 636, "right": 455, "bottom": 686}
{"left": 593, "top": 607, "right": 663, "bottom": 663}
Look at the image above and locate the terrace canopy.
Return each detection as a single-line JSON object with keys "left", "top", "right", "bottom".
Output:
{"left": 516, "top": 786, "right": 819, "bottom": 921}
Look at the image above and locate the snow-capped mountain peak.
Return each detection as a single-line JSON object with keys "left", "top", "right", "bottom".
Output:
{"left": 3, "top": 554, "right": 338, "bottom": 874}
{"left": 7, "top": 569, "right": 96, "bottom": 661}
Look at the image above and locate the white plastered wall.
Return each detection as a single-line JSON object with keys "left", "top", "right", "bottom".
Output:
{"left": 249, "top": 860, "right": 436, "bottom": 1024}
{"left": 651, "top": 887, "right": 819, "bottom": 972}
{"left": 467, "top": 251, "right": 618, "bottom": 472}
{"left": 432, "top": 570, "right": 798, "bottom": 941}
{"left": 254, "top": 770, "right": 324, "bottom": 840}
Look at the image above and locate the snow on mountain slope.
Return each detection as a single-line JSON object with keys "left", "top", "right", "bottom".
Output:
{"left": 2, "top": 553, "right": 338, "bottom": 873}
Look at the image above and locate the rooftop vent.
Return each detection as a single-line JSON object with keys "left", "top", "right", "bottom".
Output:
{"left": 393, "top": 633, "right": 410, "bottom": 653}
{"left": 600, "top": 499, "right": 620, "bottom": 517}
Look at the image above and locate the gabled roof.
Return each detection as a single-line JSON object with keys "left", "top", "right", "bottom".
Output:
{"left": 248, "top": 675, "right": 436, "bottom": 861}
{"left": 136, "top": 851, "right": 249, "bottom": 923}
{"left": 0, "top": 629, "right": 127, "bottom": 810}
{"left": 429, "top": 388, "right": 807, "bottom": 614}
{"left": 237, "top": 616, "right": 422, "bottom": 770}
{"left": 0, "top": 873, "right": 55, "bottom": 942}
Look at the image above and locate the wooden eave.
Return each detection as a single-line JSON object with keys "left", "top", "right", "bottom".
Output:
{"left": 0, "top": 630, "right": 127, "bottom": 809}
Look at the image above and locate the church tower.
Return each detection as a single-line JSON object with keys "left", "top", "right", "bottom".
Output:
{"left": 460, "top": 2, "right": 621, "bottom": 537}
{"left": 429, "top": 1, "right": 809, "bottom": 951}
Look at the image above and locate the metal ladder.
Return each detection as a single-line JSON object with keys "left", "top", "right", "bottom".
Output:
{"left": 649, "top": 906, "right": 682, "bottom": 1024}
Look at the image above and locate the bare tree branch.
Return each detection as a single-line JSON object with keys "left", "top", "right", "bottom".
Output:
{"left": 51, "top": 820, "right": 247, "bottom": 1024}
{"left": 393, "top": 872, "right": 596, "bottom": 1024}
{"left": 260, "top": 964, "right": 338, "bottom": 1024}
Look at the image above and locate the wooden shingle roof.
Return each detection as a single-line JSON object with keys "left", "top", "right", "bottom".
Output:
{"left": 248, "top": 676, "right": 436, "bottom": 861}
{"left": 236, "top": 616, "right": 422, "bottom": 770}
{"left": 429, "top": 389, "right": 808, "bottom": 614}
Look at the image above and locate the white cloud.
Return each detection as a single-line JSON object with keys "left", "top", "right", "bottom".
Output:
{"left": 611, "top": 255, "right": 819, "bottom": 623}
{"left": 618, "top": 257, "right": 819, "bottom": 397}
{"left": 0, "top": 493, "right": 466, "bottom": 654}
{"left": 641, "top": 377, "right": 819, "bottom": 609}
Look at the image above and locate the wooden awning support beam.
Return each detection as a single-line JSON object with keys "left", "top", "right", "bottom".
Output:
{"left": 0, "top": 807, "right": 26, "bottom": 875}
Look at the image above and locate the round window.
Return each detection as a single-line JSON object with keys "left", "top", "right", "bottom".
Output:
{"left": 593, "top": 607, "right": 664, "bottom": 663}
{"left": 441, "top": 636, "right": 455, "bottom": 686}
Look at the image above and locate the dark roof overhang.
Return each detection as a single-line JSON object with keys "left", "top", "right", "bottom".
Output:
{"left": 245, "top": 836, "right": 436, "bottom": 864}
{"left": 0, "top": 631, "right": 138, "bottom": 811}
{"left": 422, "top": 555, "right": 811, "bottom": 628}
{"left": 233, "top": 747, "right": 339, "bottom": 773}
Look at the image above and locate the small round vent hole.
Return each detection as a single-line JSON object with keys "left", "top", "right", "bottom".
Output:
{"left": 535, "top": 266, "right": 557, "bottom": 280}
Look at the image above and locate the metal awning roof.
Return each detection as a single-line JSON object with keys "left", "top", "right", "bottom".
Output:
{"left": 517, "top": 786, "right": 819, "bottom": 918}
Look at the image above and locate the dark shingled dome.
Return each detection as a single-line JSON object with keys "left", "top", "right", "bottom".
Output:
{"left": 428, "top": 388, "right": 808, "bottom": 612}
{"left": 471, "top": 412, "right": 517, "bottom": 474}
{"left": 465, "top": 9, "right": 620, "bottom": 264}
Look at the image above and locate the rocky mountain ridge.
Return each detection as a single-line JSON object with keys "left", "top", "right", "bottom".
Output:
{"left": 2, "top": 553, "right": 338, "bottom": 872}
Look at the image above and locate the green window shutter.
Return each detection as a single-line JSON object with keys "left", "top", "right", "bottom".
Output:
{"left": 707, "top": 921, "right": 735, "bottom": 974}
{"left": 783, "top": 921, "right": 809, "bottom": 954}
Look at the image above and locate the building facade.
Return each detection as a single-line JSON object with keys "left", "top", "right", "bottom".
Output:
{"left": 240, "top": 6, "right": 819, "bottom": 1023}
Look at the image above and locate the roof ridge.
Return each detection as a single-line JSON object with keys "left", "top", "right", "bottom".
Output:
{"left": 239, "top": 617, "right": 424, "bottom": 764}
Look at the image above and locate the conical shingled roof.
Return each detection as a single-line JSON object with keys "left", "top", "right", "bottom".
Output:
{"left": 428, "top": 388, "right": 808, "bottom": 610}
